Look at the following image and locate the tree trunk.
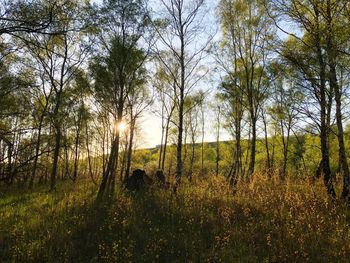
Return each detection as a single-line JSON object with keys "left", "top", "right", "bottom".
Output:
{"left": 73, "top": 111, "right": 83, "bottom": 181}
{"left": 312, "top": 7, "right": 336, "bottom": 198}
{"left": 248, "top": 115, "right": 257, "bottom": 177}
{"left": 98, "top": 111, "right": 122, "bottom": 197}
{"left": 72, "top": 132, "right": 79, "bottom": 181}
{"left": 125, "top": 118, "right": 135, "bottom": 180}
{"left": 230, "top": 117, "right": 242, "bottom": 187}
{"left": 328, "top": 61, "right": 349, "bottom": 200}
{"left": 325, "top": 1, "right": 350, "bottom": 200}
{"left": 50, "top": 126, "right": 61, "bottom": 191}
{"left": 50, "top": 89, "right": 63, "bottom": 191}
{"left": 7, "top": 142, "right": 13, "bottom": 184}
{"left": 189, "top": 138, "right": 195, "bottom": 181}
{"left": 215, "top": 106, "right": 221, "bottom": 177}
{"left": 176, "top": 88, "right": 184, "bottom": 187}
{"left": 98, "top": 134, "right": 118, "bottom": 197}
{"left": 158, "top": 106, "right": 165, "bottom": 170}
{"left": 201, "top": 106, "right": 205, "bottom": 175}
{"left": 262, "top": 110, "right": 271, "bottom": 172}
{"left": 119, "top": 139, "right": 128, "bottom": 182}
{"left": 29, "top": 105, "right": 47, "bottom": 188}
{"left": 63, "top": 134, "right": 70, "bottom": 180}
{"left": 29, "top": 127, "right": 41, "bottom": 188}
{"left": 161, "top": 117, "right": 170, "bottom": 171}
{"left": 281, "top": 122, "right": 291, "bottom": 179}
{"left": 85, "top": 123, "right": 97, "bottom": 185}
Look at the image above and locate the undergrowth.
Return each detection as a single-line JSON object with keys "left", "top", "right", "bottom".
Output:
{"left": 0, "top": 175, "right": 350, "bottom": 262}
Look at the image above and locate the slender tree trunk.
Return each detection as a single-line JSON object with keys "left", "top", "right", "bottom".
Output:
{"left": 50, "top": 126, "right": 61, "bottom": 191}
{"left": 243, "top": 125, "right": 251, "bottom": 178}
{"left": 119, "top": 139, "right": 128, "bottom": 182}
{"left": 158, "top": 106, "right": 165, "bottom": 170}
{"left": 201, "top": 106, "right": 205, "bottom": 175}
{"left": 325, "top": 2, "right": 350, "bottom": 199}
{"left": 262, "top": 110, "right": 271, "bottom": 171}
{"left": 215, "top": 106, "right": 221, "bottom": 177}
{"left": 73, "top": 130, "right": 80, "bottom": 181}
{"left": 125, "top": 118, "right": 135, "bottom": 180}
{"left": 29, "top": 133, "right": 39, "bottom": 186}
{"left": 176, "top": 88, "right": 184, "bottom": 187}
{"left": 271, "top": 129, "right": 277, "bottom": 170}
{"left": 230, "top": 116, "right": 242, "bottom": 187}
{"left": 175, "top": 13, "right": 186, "bottom": 188}
{"left": 183, "top": 125, "right": 188, "bottom": 175}
{"left": 63, "top": 134, "right": 70, "bottom": 180}
{"left": 281, "top": 122, "right": 291, "bottom": 178}
{"left": 248, "top": 115, "right": 257, "bottom": 177}
{"left": 98, "top": 111, "right": 122, "bottom": 197}
{"left": 102, "top": 118, "right": 108, "bottom": 175}
{"left": 85, "top": 123, "right": 97, "bottom": 185}
{"left": 73, "top": 110, "right": 83, "bottom": 181}
{"left": 29, "top": 107, "right": 46, "bottom": 188}
{"left": 314, "top": 9, "right": 336, "bottom": 198}
{"left": 189, "top": 137, "right": 195, "bottom": 181}
{"left": 318, "top": 66, "right": 335, "bottom": 197}
{"left": 328, "top": 61, "right": 349, "bottom": 200}
{"left": 98, "top": 134, "right": 118, "bottom": 197}
{"left": 7, "top": 142, "right": 13, "bottom": 184}
{"left": 50, "top": 90, "right": 63, "bottom": 191}
{"left": 161, "top": 117, "right": 171, "bottom": 171}
{"left": 108, "top": 132, "right": 120, "bottom": 193}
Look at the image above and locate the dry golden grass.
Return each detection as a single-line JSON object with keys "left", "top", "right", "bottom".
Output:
{"left": 1, "top": 175, "right": 350, "bottom": 262}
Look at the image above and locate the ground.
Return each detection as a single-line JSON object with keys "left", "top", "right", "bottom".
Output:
{"left": 1, "top": 175, "right": 350, "bottom": 262}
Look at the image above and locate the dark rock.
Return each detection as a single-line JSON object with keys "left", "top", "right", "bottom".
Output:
{"left": 125, "top": 169, "right": 152, "bottom": 191}
{"left": 155, "top": 170, "right": 166, "bottom": 184}
{"left": 155, "top": 170, "right": 171, "bottom": 189}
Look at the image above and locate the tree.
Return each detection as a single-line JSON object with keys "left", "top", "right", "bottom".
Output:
{"left": 217, "top": 78, "right": 245, "bottom": 185}
{"left": 124, "top": 77, "right": 151, "bottom": 180}
{"left": 154, "top": 0, "right": 211, "bottom": 187}
{"left": 19, "top": 0, "right": 91, "bottom": 190}
{"left": 266, "top": 0, "right": 350, "bottom": 197}
{"left": 0, "top": 42, "right": 34, "bottom": 184}
{"left": 92, "top": 0, "right": 151, "bottom": 197}
{"left": 183, "top": 91, "right": 204, "bottom": 180}
{"left": 152, "top": 59, "right": 176, "bottom": 172}
{"left": 218, "top": 0, "right": 273, "bottom": 177}
{"left": 267, "top": 62, "right": 301, "bottom": 177}
{"left": 322, "top": 0, "right": 350, "bottom": 200}
{"left": 0, "top": 0, "right": 56, "bottom": 36}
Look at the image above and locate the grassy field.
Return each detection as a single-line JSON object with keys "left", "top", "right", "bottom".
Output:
{"left": 1, "top": 176, "right": 350, "bottom": 262}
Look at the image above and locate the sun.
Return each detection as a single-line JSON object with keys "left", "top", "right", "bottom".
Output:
{"left": 116, "top": 121, "right": 127, "bottom": 132}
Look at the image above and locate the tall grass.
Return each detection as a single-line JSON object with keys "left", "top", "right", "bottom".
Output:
{"left": 0, "top": 175, "right": 349, "bottom": 262}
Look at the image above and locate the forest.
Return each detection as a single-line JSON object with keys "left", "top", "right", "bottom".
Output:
{"left": 1, "top": 0, "right": 350, "bottom": 262}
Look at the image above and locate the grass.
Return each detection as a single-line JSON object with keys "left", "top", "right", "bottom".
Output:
{"left": 1, "top": 175, "right": 350, "bottom": 262}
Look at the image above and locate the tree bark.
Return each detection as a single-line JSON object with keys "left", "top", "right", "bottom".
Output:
{"left": 215, "top": 106, "right": 221, "bottom": 177}
{"left": 50, "top": 90, "right": 63, "bottom": 191}
{"left": 262, "top": 110, "right": 271, "bottom": 172}
{"left": 314, "top": 7, "right": 336, "bottom": 198}
{"left": 248, "top": 115, "right": 257, "bottom": 177}
{"left": 50, "top": 126, "right": 61, "bottom": 191}
{"left": 125, "top": 118, "right": 135, "bottom": 180}
{"left": 29, "top": 111, "right": 45, "bottom": 188}
{"left": 325, "top": 0, "right": 350, "bottom": 200}
{"left": 161, "top": 116, "right": 171, "bottom": 171}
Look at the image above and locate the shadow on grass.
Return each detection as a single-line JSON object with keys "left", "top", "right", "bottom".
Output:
{"left": 1, "top": 179, "right": 350, "bottom": 262}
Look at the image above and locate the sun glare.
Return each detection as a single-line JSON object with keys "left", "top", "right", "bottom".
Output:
{"left": 116, "top": 121, "right": 127, "bottom": 132}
